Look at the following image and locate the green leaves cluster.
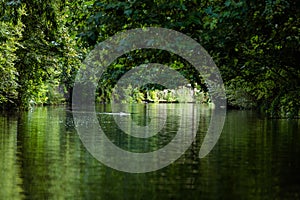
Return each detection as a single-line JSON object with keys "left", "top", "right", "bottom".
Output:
{"left": 0, "top": 0, "right": 81, "bottom": 109}
{"left": 0, "top": 4, "right": 24, "bottom": 106}
{"left": 203, "top": 0, "right": 300, "bottom": 118}
{"left": 0, "top": 0, "right": 299, "bottom": 117}
{"left": 78, "top": 0, "right": 299, "bottom": 118}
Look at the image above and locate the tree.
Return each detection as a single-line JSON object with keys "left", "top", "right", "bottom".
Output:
{"left": 201, "top": 0, "right": 299, "bottom": 117}
{"left": 0, "top": 0, "right": 81, "bottom": 109}
{"left": 1, "top": 0, "right": 298, "bottom": 117}
{"left": 0, "top": 2, "right": 24, "bottom": 108}
{"left": 78, "top": 0, "right": 299, "bottom": 117}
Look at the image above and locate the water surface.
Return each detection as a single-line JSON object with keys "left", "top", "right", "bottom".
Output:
{"left": 0, "top": 105, "right": 299, "bottom": 199}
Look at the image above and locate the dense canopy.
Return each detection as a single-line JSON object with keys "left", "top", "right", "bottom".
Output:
{"left": 0, "top": 0, "right": 299, "bottom": 118}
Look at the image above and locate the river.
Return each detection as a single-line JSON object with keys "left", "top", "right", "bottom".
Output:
{"left": 0, "top": 104, "right": 299, "bottom": 199}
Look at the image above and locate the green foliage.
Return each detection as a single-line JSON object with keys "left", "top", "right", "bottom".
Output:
{"left": 201, "top": 0, "right": 299, "bottom": 117}
{"left": 0, "top": 0, "right": 298, "bottom": 118}
{"left": 0, "top": 6, "right": 24, "bottom": 108}
{"left": 112, "top": 85, "right": 209, "bottom": 104}
{"left": 14, "top": 0, "right": 79, "bottom": 108}
{"left": 148, "top": 90, "right": 159, "bottom": 103}
{"left": 74, "top": 0, "right": 299, "bottom": 117}
{"left": 112, "top": 84, "right": 145, "bottom": 103}
{"left": 174, "top": 86, "right": 194, "bottom": 103}
{"left": 0, "top": 0, "right": 81, "bottom": 109}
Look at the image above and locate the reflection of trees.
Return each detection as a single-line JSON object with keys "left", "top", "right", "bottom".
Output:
{"left": 98, "top": 103, "right": 180, "bottom": 153}
{"left": 16, "top": 107, "right": 84, "bottom": 199}
{"left": 1, "top": 106, "right": 299, "bottom": 199}
{"left": 196, "top": 111, "right": 300, "bottom": 199}
{"left": 0, "top": 115, "right": 24, "bottom": 199}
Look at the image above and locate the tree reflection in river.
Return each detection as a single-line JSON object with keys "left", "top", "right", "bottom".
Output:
{"left": 0, "top": 105, "right": 299, "bottom": 199}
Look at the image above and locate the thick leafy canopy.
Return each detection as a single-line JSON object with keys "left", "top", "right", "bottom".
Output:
{"left": 0, "top": 0, "right": 299, "bottom": 117}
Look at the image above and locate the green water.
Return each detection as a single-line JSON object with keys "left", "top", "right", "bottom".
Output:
{"left": 0, "top": 105, "right": 299, "bottom": 200}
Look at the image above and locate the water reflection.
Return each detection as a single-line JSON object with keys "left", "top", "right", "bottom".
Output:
{"left": 0, "top": 115, "right": 24, "bottom": 199}
{"left": 0, "top": 106, "right": 299, "bottom": 199}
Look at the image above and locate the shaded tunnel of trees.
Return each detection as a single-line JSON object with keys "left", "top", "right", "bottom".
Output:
{"left": 0, "top": 0, "right": 299, "bottom": 118}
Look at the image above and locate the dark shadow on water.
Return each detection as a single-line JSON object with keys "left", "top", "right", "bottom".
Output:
{"left": 0, "top": 106, "right": 299, "bottom": 199}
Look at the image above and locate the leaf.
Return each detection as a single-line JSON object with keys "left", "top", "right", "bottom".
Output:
{"left": 124, "top": 9, "right": 132, "bottom": 16}
{"left": 84, "top": 1, "right": 94, "bottom": 6}
{"left": 205, "top": 6, "right": 213, "bottom": 15}
{"left": 225, "top": 0, "right": 231, "bottom": 7}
